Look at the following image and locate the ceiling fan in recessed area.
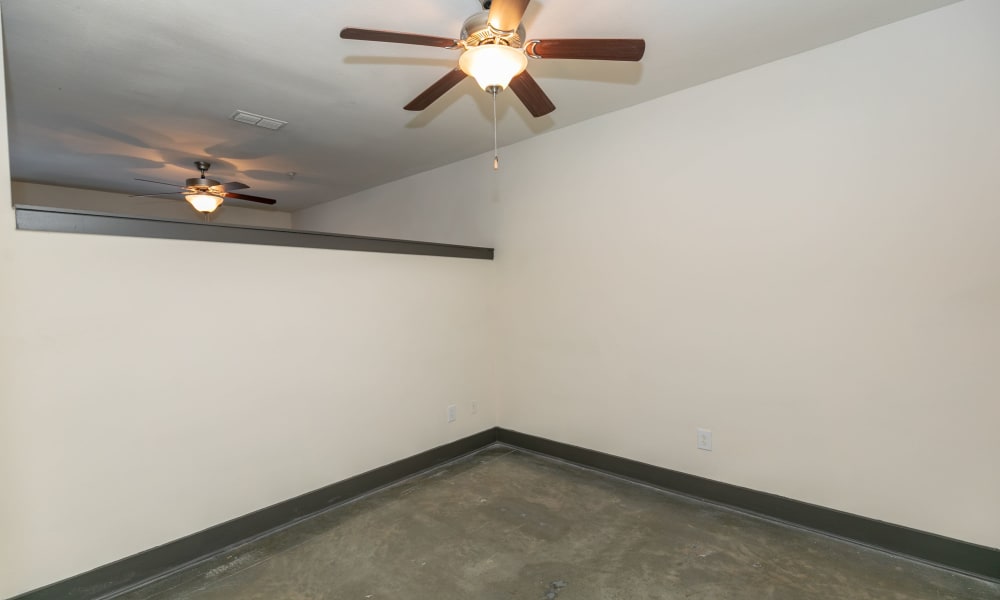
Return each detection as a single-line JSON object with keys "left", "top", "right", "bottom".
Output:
{"left": 341, "top": 0, "right": 646, "bottom": 118}
{"left": 132, "top": 161, "right": 277, "bottom": 215}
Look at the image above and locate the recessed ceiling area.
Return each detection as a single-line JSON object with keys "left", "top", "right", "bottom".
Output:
{"left": 2, "top": 0, "right": 961, "bottom": 214}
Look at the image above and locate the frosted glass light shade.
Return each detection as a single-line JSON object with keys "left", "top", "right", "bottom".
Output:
{"left": 459, "top": 44, "right": 528, "bottom": 90}
{"left": 185, "top": 193, "right": 223, "bottom": 213}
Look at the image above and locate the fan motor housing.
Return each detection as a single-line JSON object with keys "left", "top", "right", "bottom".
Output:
{"left": 461, "top": 11, "right": 526, "bottom": 47}
{"left": 186, "top": 177, "right": 221, "bottom": 189}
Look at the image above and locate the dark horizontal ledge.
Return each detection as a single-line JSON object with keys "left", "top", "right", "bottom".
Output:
{"left": 13, "top": 205, "right": 494, "bottom": 260}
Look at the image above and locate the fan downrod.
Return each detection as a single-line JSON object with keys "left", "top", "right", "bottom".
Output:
{"left": 187, "top": 161, "right": 220, "bottom": 188}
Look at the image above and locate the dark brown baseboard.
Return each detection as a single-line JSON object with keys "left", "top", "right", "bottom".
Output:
{"left": 10, "top": 427, "right": 997, "bottom": 599}
{"left": 10, "top": 429, "right": 497, "bottom": 600}
{"left": 496, "top": 428, "right": 999, "bottom": 583}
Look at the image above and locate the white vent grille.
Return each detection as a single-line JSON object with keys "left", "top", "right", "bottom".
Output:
{"left": 230, "top": 110, "right": 287, "bottom": 131}
{"left": 256, "top": 117, "right": 286, "bottom": 130}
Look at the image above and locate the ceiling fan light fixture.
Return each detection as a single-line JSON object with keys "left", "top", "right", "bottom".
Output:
{"left": 459, "top": 44, "right": 527, "bottom": 91}
{"left": 185, "top": 193, "right": 223, "bottom": 214}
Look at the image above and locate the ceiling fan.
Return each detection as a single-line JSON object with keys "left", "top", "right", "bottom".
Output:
{"left": 341, "top": 0, "right": 645, "bottom": 118}
{"left": 133, "top": 161, "right": 277, "bottom": 214}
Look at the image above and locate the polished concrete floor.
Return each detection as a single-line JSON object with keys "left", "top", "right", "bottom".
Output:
{"left": 115, "top": 446, "right": 998, "bottom": 599}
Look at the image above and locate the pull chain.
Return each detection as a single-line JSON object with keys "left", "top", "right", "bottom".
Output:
{"left": 492, "top": 87, "right": 499, "bottom": 171}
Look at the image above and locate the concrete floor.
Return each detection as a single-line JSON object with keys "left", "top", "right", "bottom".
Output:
{"left": 115, "top": 446, "right": 998, "bottom": 600}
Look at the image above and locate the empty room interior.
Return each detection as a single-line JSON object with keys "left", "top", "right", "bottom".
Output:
{"left": 1, "top": 1, "right": 998, "bottom": 598}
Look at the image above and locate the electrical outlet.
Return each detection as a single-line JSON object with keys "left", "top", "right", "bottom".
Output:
{"left": 697, "top": 428, "right": 713, "bottom": 451}
{"left": 471, "top": 401, "right": 479, "bottom": 415}
{"left": 447, "top": 404, "right": 457, "bottom": 423}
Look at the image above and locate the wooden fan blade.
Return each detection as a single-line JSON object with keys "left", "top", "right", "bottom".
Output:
{"left": 508, "top": 71, "right": 555, "bottom": 117}
{"left": 219, "top": 181, "right": 249, "bottom": 192}
{"left": 340, "top": 28, "right": 459, "bottom": 49}
{"left": 223, "top": 192, "right": 277, "bottom": 205}
{"left": 404, "top": 68, "right": 468, "bottom": 111}
{"left": 134, "top": 178, "right": 186, "bottom": 189}
{"left": 525, "top": 39, "right": 646, "bottom": 61}
{"left": 488, "top": 0, "right": 531, "bottom": 33}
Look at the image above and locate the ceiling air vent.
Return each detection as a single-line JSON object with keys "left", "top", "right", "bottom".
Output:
{"left": 230, "top": 110, "right": 288, "bottom": 131}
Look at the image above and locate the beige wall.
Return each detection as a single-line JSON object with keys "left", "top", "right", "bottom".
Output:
{"left": 293, "top": 160, "right": 500, "bottom": 247}
{"left": 495, "top": 0, "right": 1000, "bottom": 549}
{"left": 12, "top": 181, "right": 294, "bottom": 229}
{"left": 4, "top": 0, "right": 1000, "bottom": 597}
{"left": 1, "top": 194, "right": 497, "bottom": 600}
{"left": 301, "top": 0, "right": 1000, "bottom": 548}
{"left": 0, "top": 24, "right": 496, "bottom": 600}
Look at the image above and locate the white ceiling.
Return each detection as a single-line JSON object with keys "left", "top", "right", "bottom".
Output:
{"left": 3, "top": 0, "right": 961, "bottom": 213}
